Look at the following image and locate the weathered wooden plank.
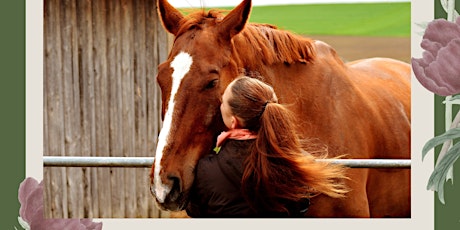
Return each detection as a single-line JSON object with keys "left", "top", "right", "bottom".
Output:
{"left": 107, "top": 0, "right": 126, "bottom": 218}
{"left": 146, "top": 0, "right": 158, "bottom": 164}
{"left": 120, "top": 0, "right": 137, "bottom": 218}
{"left": 44, "top": 0, "right": 68, "bottom": 219}
{"left": 145, "top": 0, "right": 160, "bottom": 218}
{"left": 43, "top": 1, "right": 53, "bottom": 215}
{"left": 91, "top": 0, "right": 113, "bottom": 218}
{"left": 45, "top": 0, "right": 166, "bottom": 218}
{"left": 43, "top": 0, "right": 52, "bottom": 219}
{"left": 133, "top": 0, "right": 149, "bottom": 218}
{"left": 76, "top": 0, "right": 97, "bottom": 218}
{"left": 60, "top": 0, "right": 85, "bottom": 218}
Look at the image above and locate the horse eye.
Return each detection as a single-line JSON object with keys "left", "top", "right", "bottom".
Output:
{"left": 204, "top": 79, "right": 218, "bottom": 90}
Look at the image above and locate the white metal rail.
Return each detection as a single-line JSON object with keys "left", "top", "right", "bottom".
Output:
{"left": 43, "top": 156, "right": 411, "bottom": 168}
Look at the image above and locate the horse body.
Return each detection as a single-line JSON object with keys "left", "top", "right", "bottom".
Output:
{"left": 233, "top": 38, "right": 411, "bottom": 217}
{"left": 151, "top": 0, "right": 410, "bottom": 217}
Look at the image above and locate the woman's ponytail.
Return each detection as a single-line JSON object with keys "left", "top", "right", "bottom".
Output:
{"left": 228, "top": 76, "right": 349, "bottom": 214}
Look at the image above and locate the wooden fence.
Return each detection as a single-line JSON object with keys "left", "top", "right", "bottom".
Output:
{"left": 44, "top": 0, "right": 171, "bottom": 218}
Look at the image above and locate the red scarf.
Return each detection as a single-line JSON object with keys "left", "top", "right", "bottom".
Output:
{"left": 214, "top": 129, "right": 257, "bottom": 153}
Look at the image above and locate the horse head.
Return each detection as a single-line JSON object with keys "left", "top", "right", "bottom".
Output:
{"left": 150, "top": 0, "right": 253, "bottom": 211}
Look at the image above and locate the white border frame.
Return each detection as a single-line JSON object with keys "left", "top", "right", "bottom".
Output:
{"left": 26, "top": 0, "right": 434, "bottom": 229}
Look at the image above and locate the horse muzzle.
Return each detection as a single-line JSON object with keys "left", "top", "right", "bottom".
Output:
{"left": 150, "top": 175, "right": 187, "bottom": 211}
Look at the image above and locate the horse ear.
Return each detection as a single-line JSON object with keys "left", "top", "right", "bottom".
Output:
{"left": 157, "top": 0, "right": 184, "bottom": 35}
{"left": 219, "top": 0, "right": 252, "bottom": 39}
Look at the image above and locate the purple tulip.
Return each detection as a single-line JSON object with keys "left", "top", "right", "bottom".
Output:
{"left": 412, "top": 17, "right": 460, "bottom": 96}
{"left": 18, "top": 177, "right": 103, "bottom": 230}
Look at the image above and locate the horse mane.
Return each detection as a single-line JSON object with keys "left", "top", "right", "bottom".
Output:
{"left": 176, "top": 10, "right": 316, "bottom": 67}
{"left": 235, "top": 24, "right": 316, "bottom": 66}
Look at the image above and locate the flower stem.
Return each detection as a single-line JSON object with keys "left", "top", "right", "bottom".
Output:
{"left": 438, "top": 99, "right": 460, "bottom": 182}
{"left": 436, "top": 0, "right": 458, "bottom": 185}
{"left": 441, "top": 0, "right": 459, "bottom": 21}
{"left": 439, "top": 107, "right": 460, "bottom": 164}
{"left": 445, "top": 96, "right": 453, "bottom": 133}
{"left": 447, "top": 0, "right": 455, "bottom": 22}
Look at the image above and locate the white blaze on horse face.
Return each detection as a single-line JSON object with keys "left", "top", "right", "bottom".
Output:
{"left": 153, "top": 52, "right": 193, "bottom": 203}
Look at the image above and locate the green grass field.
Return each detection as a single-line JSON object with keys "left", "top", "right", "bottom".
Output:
{"left": 180, "top": 3, "right": 410, "bottom": 37}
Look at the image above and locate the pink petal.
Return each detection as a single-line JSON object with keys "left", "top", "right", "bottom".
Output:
{"left": 18, "top": 177, "right": 103, "bottom": 229}
{"left": 426, "top": 39, "right": 460, "bottom": 95}
{"left": 29, "top": 207, "right": 103, "bottom": 230}
{"left": 413, "top": 18, "right": 460, "bottom": 96}
{"left": 412, "top": 57, "right": 443, "bottom": 94}
{"left": 81, "top": 219, "right": 103, "bottom": 230}
{"left": 423, "top": 19, "right": 460, "bottom": 49}
{"left": 30, "top": 209, "right": 89, "bottom": 230}
{"left": 421, "top": 38, "right": 444, "bottom": 58}
{"left": 19, "top": 179, "right": 43, "bottom": 223}
{"left": 18, "top": 177, "right": 39, "bottom": 205}
{"left": 413, "top": 39, "right": 460, "bottom": 96}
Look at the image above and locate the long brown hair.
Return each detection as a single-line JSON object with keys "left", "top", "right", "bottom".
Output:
{"left": 227, "top": 76, "right": 349, "bottom": 214}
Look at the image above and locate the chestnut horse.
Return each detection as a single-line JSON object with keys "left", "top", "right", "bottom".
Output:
{"left": 150, "top": 0, "right": 410, "bottom": 217}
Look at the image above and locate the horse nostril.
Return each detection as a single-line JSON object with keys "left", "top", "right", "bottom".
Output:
{"left": 168, "top": 175, "right": 181, "bottom": 190}
{"left": 167, "top": 174, "right": 182, "bottom": 195}
{"left": 167, "top": 174, "right": 182, "bottom": 201}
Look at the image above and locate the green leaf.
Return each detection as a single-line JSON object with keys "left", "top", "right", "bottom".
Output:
{"left": 443, "top": 95, "right": 460, "bottom": 104}
{"left": 17, "top": 217, "right": 29, "bottom": 230}
{"left": 213, "top": 146, "right": 221, "bottom": 154}
{"left": 440, "top": 0, "right": 460, "bottom": 18}
{"left": 450, "top": 95, "right": 460, "bottom": 101}
{"left": 426, "top": 141, "right": 460, "bottom": 204}
{"left": 448, "top": 95, "right": 460, "bottom": 105}
{"left": 422, "top": 127, "right": 460, "bottom": 160}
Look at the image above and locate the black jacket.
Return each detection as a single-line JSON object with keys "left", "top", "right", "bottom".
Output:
{"left": 186, "top": 139, "right": 309, "bottom": 218}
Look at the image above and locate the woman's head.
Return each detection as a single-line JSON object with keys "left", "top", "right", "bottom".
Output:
{"left": 220, "top": 78, "right": 348, "bottom": 214}
{"left": 220, "top": 76, "right": 278, "bottom": 130}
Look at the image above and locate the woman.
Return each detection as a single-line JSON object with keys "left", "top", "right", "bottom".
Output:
{"left": 186, "top": 76, "right": 349, "bottom": 218}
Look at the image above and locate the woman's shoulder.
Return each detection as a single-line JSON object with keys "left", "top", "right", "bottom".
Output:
{"left": 219, "top": 139, "right": 254, "bottom": 155}
{"left": 200, "top": 139, "right": 254, "bottom": 162}
{"left": 195, "top": 139, "right": 254, "bottom": 185}
{"left": 225, "top": 139, "right": 255, "bottom": 148}
{"left": 190, "top": 140, "right": 256, "bottom": 217}
{"left": 195, "top": 153, "right": 220, "bottom": 176}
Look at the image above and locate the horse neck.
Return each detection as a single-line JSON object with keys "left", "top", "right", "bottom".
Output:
{"left": 231, "top": 36, "right": 359, "bottom": 141}
{"left": 231, "top": 25, "right": 352, "bottom": 85}
{"left": 231, "top": 31, "right": 353, "bottom": 106}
